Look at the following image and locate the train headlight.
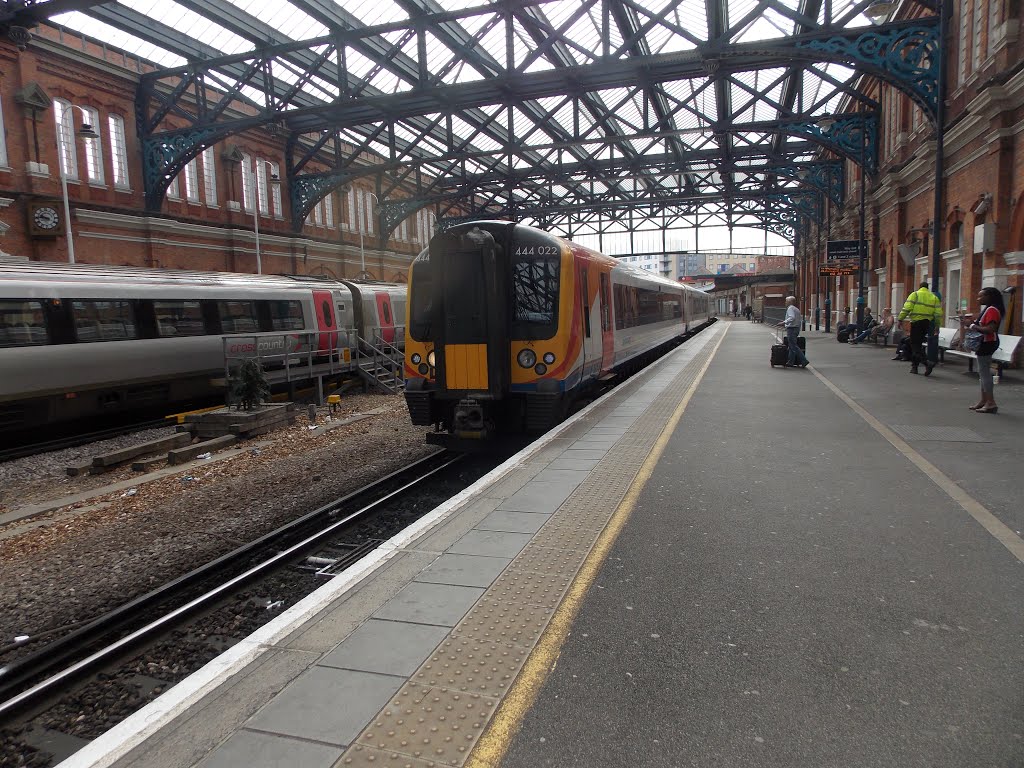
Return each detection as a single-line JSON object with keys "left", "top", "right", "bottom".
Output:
{"left": 534, "top": 363, "right": 547, "bottom": 376}
{"left": 542, "top": 352, "right": 556, "bottom": 365}
{"left": 411, "top": 353, "right": 422, "bottom": 365}
{"left": 418, "top": 363, "right": 430, "bottom": 375}
{"left": 517, "top": 349, "right": 537, "bottom": 368}
{"left": 427, "top": 350, "right": 436, "bottom": 367}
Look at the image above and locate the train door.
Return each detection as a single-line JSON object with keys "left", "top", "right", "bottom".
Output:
{"left": 312, "top": 290, "right": 339, "bottom": 354}
{"left": 599, "top": 272, "right": 615, "bottom": 369}
{"left": 374, "top": 291, "right": 396, "bottom": 345}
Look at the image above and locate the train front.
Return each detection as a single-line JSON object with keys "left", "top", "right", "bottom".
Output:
{"left": 404, "top": 222, "right": 569, "bottom": 449}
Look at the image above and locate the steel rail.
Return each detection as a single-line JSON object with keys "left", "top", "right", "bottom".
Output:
{"left": 0, "top": 449, "right": 462, "bottom": 718}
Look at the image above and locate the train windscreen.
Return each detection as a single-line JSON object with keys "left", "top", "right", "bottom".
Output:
{"left": 510, "top": 246, "right": 560, "bottom": 340}
{"left": 409, "top": 259, "right": 433, "bottom": 341}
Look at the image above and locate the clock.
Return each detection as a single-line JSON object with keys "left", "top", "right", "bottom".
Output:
{"left": 29, "top": 203, "right": 64, "bottom": 237}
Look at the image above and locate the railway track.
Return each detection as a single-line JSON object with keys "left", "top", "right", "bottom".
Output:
{"left": 0, "top": 449, "right": 504, "bottom": 766}
{"left": 0, "top": 419, "right": 171, "bottom": 463}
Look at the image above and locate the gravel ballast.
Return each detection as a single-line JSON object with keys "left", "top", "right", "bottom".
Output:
{"left": 0, "top": 393, "right": 436, "bottom": 667}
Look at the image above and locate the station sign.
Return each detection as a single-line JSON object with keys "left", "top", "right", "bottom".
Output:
{"left": 819, "top": 239, "right": 865, "bottom": 276}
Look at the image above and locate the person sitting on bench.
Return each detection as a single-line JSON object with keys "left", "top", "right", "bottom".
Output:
{"left": 850, "top": 308, "right": 892, "bottom": 344}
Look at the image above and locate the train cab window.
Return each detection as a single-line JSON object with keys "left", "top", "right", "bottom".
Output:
{"left": 0, "top": 300, "right": 49, "bottom": 348}
{"left": 268, "top": 300, "right": 304, "bottom": 331}
{"left": 409, "top": 259, "right": 433, "bottom": 341}
{"left": 72, "top": 300, "right": 137, "bottom": 342}
{"left": 217, "top": 300, "right": 259, "bottom": 333}
{"left": 153, "top": 300, "right": 206, "bottom": 337}
{"left": 510, "top": 250, "right": 559, "bottom": 339}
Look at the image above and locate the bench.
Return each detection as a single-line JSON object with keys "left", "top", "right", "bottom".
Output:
{"left": 944, "top": 334, "right": 1022, "bottom": 376}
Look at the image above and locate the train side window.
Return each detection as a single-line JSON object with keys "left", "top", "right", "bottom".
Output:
{"left": 381, "top": 300, "right": 392, "bottom": 325}
{"left": 217, "top": 300, "right": 259, "bottom": 333}
{"left": 268, "top": 300, "right": 304, "bottom": 331}
{"left": 0, "top": 300, "right": 49, "bottom": 348}
{"left": 72, "top": 300, "right": 137, "bottom": 342}
{"left": 154, "top": 300, "right": 206, "bottom": 337}
{"left": 599, "top": 273, "right": 611, "bottom": 332}
{"left": 580, "top": 270, "right": 591, "bottom": 338}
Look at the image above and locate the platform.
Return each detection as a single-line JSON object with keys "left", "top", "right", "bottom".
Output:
{"left": 61, "top": 319, "right": 1023, "bottom": 768}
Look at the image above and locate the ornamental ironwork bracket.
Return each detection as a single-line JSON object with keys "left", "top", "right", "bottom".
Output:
{"left": 289, "top": 170, "right": 357, "bottom": 232}
{"left": 775, "top": 162, "right": 844, "bottom": 207}
{"left": 143, "top": 124, "right": 241, "bottom": 210}
{"left": 795, "top": 22, "right": 939, "bottom": 122}
{"left": 789, "top": 113, "right": 878, "bottom": 176}
{"left": 379, "top": 198, "right": 430, "bottom": 239}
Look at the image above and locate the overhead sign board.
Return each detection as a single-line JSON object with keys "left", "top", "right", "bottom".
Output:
{"left": 820, "top": 239, "right": 865, "bottom": 276}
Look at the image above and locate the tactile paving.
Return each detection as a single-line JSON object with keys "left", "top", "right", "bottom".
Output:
{"left": 356, "top": 683, "right": 499, "bottom": 765}
{"left": 451, "top": 598, "right": 554, "bottom": 649}
{"left": 410, "top": 635, "right": 527, "bottom": 696}
{"left": 486, "top": 568, "right": 574, "bottom": 609}
{"left": 337, "top": 326, "right": 723, "bottom": 767}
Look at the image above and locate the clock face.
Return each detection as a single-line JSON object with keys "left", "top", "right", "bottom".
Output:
{"left": 33, "top": 206, "right": 60, "bottom": 230}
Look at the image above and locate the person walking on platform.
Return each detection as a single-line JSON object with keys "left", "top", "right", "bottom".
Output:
{"left": 783, "top": 296, "right": 809, "bottom": 368}
{"left": 897, "top": 282, "right": 943, "bottom": 376}
{"left": 965, "top": 286, "right": 1004, "bottom": 413}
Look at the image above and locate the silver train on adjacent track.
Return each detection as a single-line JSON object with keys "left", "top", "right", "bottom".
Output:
{"left": 0, "top": 262, "right": 405, "bottom": 436}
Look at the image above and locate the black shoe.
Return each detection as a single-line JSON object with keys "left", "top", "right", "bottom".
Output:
{"left": 911, "top": 366, "right": 919, "bottom": 374}
{"left": 891, "top": 356, "right": 901, "bottom": 361}
{"left": 924, "top": 363, "right": 934, "bottom": 377}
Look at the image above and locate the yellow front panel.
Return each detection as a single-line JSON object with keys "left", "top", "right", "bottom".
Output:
{"left": 445, "top": 344, "right": 488, "bottom": 390}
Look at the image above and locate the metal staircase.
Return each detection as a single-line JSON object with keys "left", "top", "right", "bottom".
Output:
{"left": 355, "top": 336, "right": 404, "bottom": 393}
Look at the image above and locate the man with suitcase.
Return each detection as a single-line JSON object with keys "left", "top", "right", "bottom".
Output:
{"left": 783, "top": 296, "right": 810, "bottom": 368}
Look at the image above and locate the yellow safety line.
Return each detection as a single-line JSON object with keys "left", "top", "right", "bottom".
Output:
{"left": 810, "top": 367, "right": 1024, "bottom": 564}
{"left": 467, "top": 324, "right": 730, "bottom": 768}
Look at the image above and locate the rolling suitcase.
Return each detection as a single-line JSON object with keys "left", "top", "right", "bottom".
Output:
{"left": 783, "top": 335, "right": 806, "bottom": 351}
{"left": 770, "top": 328, "right": 789, "bottom": 367}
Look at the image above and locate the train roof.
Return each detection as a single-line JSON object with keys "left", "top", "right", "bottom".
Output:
{"left": 0, "top": 261, "right": 404, "bottom": 291}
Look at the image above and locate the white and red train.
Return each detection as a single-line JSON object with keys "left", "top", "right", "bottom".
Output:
{"left": 0, "top": 262, "right": 405, "bottom": 437}
{"left": 403, "top": 221, "right": 715, "bottom": 447}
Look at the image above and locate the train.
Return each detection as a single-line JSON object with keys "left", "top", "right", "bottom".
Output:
{"left": 403, "top": 221, "right": 715, "bottom": 448}
{"left": 0, "top": 262, "right": 405, "bottom": 438}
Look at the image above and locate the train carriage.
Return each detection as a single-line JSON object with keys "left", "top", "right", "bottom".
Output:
{"left": 404, "top": 221, "right": 713, "bottom": 448}
{"left": 0, "top": 263, "right": 405, "bottom": 437}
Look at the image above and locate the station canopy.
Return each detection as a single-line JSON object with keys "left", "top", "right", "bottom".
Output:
{"left": 9, "top": 0, "right": 936, "bottom": 250}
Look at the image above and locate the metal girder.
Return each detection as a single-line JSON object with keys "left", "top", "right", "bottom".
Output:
{"left": 100, "top": 0, "right": 940, "bottom": 241}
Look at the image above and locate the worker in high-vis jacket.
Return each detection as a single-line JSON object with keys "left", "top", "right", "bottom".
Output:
{"left": 897, "top": 281, "right": 944, "bottom": 376}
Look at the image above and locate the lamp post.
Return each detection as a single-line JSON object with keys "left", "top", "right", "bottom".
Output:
{"left": 55, "top": 103, "right": 99, "bottom": 264}
{"left": 856, "top": 101, "right": 868, "bottom": 332}
{"left": 927, "top": 0, "right": 950, "bottom": 364}
{"left": 246, "top": 158, "right": 281, "bottom": 275}
{"left": 358, "top": 191, "right": 379, "bottom": 277}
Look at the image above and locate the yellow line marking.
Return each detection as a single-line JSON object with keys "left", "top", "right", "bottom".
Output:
{"left": 467, "top": 324, "right": 731, "bottom": 768}
{"left": 810, "top": 367, "right": 1024, "bottom": 564}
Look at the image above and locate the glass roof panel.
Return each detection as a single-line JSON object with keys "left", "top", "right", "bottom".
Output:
{"left": 341, "top": 1, "right": 408, "bottom": 26}
{"left": 229, "top": 0, "right": 328, "bottom": 40}
{"left": 118, "top": 0, "right": 253, "bottom": 56}
{"left": 50, "top": 12, "right": 187, "bottom": 67}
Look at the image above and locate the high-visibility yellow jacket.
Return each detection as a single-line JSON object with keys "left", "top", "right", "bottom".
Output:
{"left": 898, "top": 287, "right": 943, "bottom": 324}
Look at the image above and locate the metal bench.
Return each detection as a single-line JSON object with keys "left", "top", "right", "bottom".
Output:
{"left": 944, "top": 333, "right": 1022, "bottom": 376}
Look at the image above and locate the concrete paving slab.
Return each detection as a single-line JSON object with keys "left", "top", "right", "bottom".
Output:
{"left": 497, "top": 480, "right": 578, "bottom": 513}
{"left": 245, "top": 667, "right": 404, "bottom": 747}
{"left": 197, "top": 729, "right": 343, "bottom": 768}
{"left": 372, "top": 581, "right": 485, "bottom": 626}
{"left": 415, "top": 553, "right": 513, "bottom": 588}
{"left": 446, "top": 529, "right": 536, "bottom": 558}
{"left": 530, "top": 468, "right": 590, "bottom": 486}
{"left": 558, "top": 448, "right": 609, "bottom": 461}
{"left": 319, "top": 619, "right": 450, "bottom": 677}
{"left": 546, "top": 456, "right": 601, "bottom": 471}
{"left": 475, "top": 509, "right": 551, "bottom": 534}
